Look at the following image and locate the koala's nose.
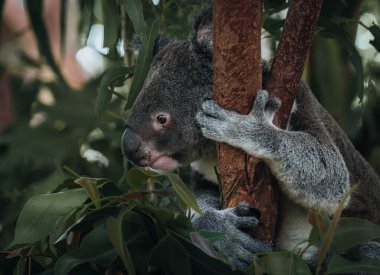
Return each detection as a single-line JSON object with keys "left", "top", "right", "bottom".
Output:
{"left": 122, "top": 128, "right": 142, "bottom": 163}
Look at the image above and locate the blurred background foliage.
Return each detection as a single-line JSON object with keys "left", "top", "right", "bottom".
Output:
{"left": 0, "top": 0, "right": 379, "bottom": 274}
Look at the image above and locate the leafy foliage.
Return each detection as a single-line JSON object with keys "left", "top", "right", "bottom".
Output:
{"left": 1, "top": 0, "right": 380, "bottom": 274}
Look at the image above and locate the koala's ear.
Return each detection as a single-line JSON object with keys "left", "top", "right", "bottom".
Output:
{"left": 153, "top": 36, "right": 170, "bottom": 56}
{"left": 192, "top": 9, "right": 213, "bottom": 55}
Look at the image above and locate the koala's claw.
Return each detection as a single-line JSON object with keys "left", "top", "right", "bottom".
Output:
{"left": 251, "top": 89, "right": 282, "bottom": 120}
{"left": 201, "top": 100, "right": 230, "bottom": 120}
{"left": 214, "top": 230, "right": 273, "bottom": 270}
{"left": 234, "top": 202, "right": 261, "bottom": 218}
{"left": 193, "top": 202, "right": 272, "bottom": 270}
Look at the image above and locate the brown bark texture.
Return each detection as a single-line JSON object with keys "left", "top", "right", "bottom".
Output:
{"left": 268, "top": 0, "right": 324, "bottom": 129}
{"left": 213, "top": 0, "right": 323, "bottom": 244}
{"left": 213, "top": 0, "right": 278, "bottom": 243}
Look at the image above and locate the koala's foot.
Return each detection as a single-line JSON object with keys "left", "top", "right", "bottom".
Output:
{"left": 193, "top": 202, "right": 272, "bottom": 270}
{"left": 196, "top": 89, "right": 281, "bottom": 158}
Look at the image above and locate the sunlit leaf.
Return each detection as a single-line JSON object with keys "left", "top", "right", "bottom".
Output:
{"left": 11, "top": 189, "right": 88, "bottom": 246}
{"left": 165, "top": 173, "right": 201, "bottom": 214}
{"left": 107, "top": 210, "right": 136, "bottom": 275}
{"left": 327, "top": 255, "right": 380, "bottom": 274}
{"left": 74, "top": 177, "right": 101, "bottom": 209}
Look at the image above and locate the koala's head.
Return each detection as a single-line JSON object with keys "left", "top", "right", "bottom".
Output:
{"left": 122, "top": 11, "right": 215, "bottom": 170}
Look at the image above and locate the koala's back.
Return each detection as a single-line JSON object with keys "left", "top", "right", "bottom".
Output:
{"left": 290, "top": 83, "right": 380, "bottom": 224}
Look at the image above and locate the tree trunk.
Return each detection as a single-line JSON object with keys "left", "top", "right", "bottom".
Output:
{"left": 213, "top": 0, "right": 323, "bottom": 244}
{"left": 268, "top": 0, "right": 324, "bottom": 129}
{"left": 213, "top": 0, "right": 277, "bottom": 243}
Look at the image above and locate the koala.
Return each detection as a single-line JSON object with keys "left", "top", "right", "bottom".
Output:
{"left": 122, "top": 10, "right": 380, "bottom": 270}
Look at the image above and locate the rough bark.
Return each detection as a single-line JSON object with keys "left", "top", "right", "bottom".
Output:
{"left": 268, "top": 0, "right": 324, "bottom": 129}
{"left": 213, "top": 0, "right": 323, "bottom": 244}
{"left": 213, "top": 0, "right": 277, "bottom": 243}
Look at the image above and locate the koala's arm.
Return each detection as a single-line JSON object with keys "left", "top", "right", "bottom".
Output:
{"left": 196, "top": 86, "right": 350, "bottom": 215}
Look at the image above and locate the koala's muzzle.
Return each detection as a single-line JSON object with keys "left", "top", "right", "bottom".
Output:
{"left": 122, "top": 128, "right": 143, "bottom": 165}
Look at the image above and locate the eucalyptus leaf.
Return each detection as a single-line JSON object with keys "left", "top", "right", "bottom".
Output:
{"left": 0, "top": 0, "right": 5, "bottom": 36}
{"left": 107, "top": 211, "right": 136, "bottom": 275}
{"left": 368, "top": 23, "right": 380, "bottom": 52}
{"left": 189, "top": 232, "right": 223, "bottom": 259}
{"left": 165, "top": 173, "right": 201, "bottom": 214}
{"left": 55, "top": 207, "right": 120, "bottom": 244}
{"left": 11, "top": 189, "right": 88, "bottom": 246}
{"left": 14, "top": 257, "right": 26, "bottom": 275}
{"left": 54, "top": 224, "right": 117, "bottom": 275}
{"left": 149, "top": 234, "right": 192, "bottom": 275}
{"left": 331, "top": 218, "right": 380, "bottom": 252}
{"left": 60, "top": 0, "right": 68, "bottom": 56}
{"left": 257, "top": 252, "right": 312, "bottom": 275}
{"left": 126, "top": 19, "right": 159, "bottom": 109}
{"left": 327, "top": 255, "right": 380, "bottom": 274}
{"left": 96, "top": 66, "right": 132, "bottom": 116}
{"left": 102, "top": 0, "right": 120, "bottom": 51}
{"left": 74, "top": 177, "right": 101, "bottom": 209}
{"left": 124, "top": 0, "right": 147, "bottom": 43}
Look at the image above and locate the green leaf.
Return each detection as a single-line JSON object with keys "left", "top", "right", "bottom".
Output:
{"left": 102, "top": 0, "right": 120, "bottom": 50}
{"left": 189, "top": 232, "right": 223, "bottom": 259}
{"left": 149, "top": 234, "right": 192, "bottom": 275}
{"left": 316, "top": 186, "right": 354, "bottom": 273}
{"left": 165, "top": 173, "right": 201, "bottom": 214}
{"left": 56, "top": 207, "right": 121, "bottom": 244}
{"left": 96, "top": 66, "right": 132, "bottom": 116}
{"left": 107, "top": 211, "right": 136, "bottom": 275}
{"left": 257, "top": 252, "right": 312, "bottom": 275}
{"left": 172, "top": 232, "right": 243, "bottom": 275}
{"left": 54, "top": 224, "right": 117, "bottom": 275}
{"left": 327, "top": 255, "right": 380, "bottom": 274}
{"left": 126, "top": 19, "right": 159, "bottom": 109}
{"left": 0, "top": 0, "right": 5, "bottom": 36}
{"left": 74, "top": 177, "right": 101, "bottom": 209}
{"left": 60, "top": 0, "right": 68, "bottom": 56}
{"left": 367, "top": 23, "right": 380, "bottom": 52}
{"left": 25, "top": 0, "right": 69, "bottom": 89}
{"left": 331, "top": 218, "right": 380, "bottom": 252}
{"left": 318, "top": 19, "right": 364, "bottom": 101}
{"left": 11, "top": 189, "right": 88, "bottom": 246}
{"left": 14, "top": 257, "right": 26, "bottom": 275}
{"left": 124, "top": 0, "right": 147, "bottom": 43}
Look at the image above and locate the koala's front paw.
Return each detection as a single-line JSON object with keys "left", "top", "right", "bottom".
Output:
{"left": 193, "top": 203, "right": 272, "bottom": 270}
{"left": 196, "top": 90, "right": 282, "bottom": 158}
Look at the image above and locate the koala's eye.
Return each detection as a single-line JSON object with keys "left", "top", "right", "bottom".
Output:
{"left": 157, "top": 114, "right": 167, "bottom": 125}
{"left": 153, "top": 112, "right": 171, "bottom": 130}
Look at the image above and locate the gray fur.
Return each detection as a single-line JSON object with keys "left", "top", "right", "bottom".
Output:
{"left": 122, "top": 11, "right": 380, "bottom": 270}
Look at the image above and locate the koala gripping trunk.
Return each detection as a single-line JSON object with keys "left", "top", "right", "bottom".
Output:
{"left": 213, "top": 0, "right": 277, "bottom": 243}
{"left": 213, "top": 0, "right": 323, "bottom": 243}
